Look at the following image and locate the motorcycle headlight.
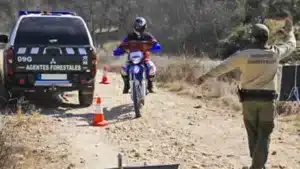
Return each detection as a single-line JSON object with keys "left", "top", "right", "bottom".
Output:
{"left": 129, "top": 51, "right": 144, "bottom": 64}
{"left": 131, "top": 56, "right": 142, "bottom": 64}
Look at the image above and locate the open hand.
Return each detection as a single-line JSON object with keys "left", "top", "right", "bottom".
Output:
{"left": 278, "top": 16, "right": 294, "bottom": 36}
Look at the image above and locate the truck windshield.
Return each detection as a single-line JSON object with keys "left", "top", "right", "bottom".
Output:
{"left": 14, "top": 17, "right": 90, "bottom": 45}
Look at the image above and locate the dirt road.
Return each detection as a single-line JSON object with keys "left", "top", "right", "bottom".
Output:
{"left": 5, "top": 71, "right": 300, "bottom": 169}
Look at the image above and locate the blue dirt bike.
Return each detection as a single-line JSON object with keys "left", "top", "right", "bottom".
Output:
{"left": 113, "top": 42, "right": 161, "bottom": 118}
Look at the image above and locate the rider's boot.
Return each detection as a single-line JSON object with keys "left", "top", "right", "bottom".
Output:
{"left": 122, "top": 75, "right": 130, "bottom": 94}
{"left": 147, "top": 76, "right": 156, "bottom": 93}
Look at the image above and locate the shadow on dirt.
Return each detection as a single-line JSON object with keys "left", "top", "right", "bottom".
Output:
{"left": 39, "top": 103, "right": 135, "bottom": 126}
{"left": 36, "top": 101, "right": 88, "bottom": 118}
{"left": 103, "top": 104, "right": 134, "bottom": 120}
{"left": 1, "top": 94, "right": 136, "bottom": 126}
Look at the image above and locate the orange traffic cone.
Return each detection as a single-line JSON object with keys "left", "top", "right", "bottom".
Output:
{"left": 92, "top": 96, "right": 108, "bottom": 127}
{"left": 100, "top": 65, "right": 110, "bottom": 84}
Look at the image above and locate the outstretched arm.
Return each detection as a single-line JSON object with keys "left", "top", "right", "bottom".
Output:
{"left": 207, "top": 52, "right": 246, "bottom": 77}
{"left": 197, "top": 51, "right": 247, "bottom": 84}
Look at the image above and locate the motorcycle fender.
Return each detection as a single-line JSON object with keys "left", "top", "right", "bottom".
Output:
{"left": 129, "top": 65, "right": 141, "bottom": 74}
{"left": 129, "top": 65, "right": 144, "bottom": 81}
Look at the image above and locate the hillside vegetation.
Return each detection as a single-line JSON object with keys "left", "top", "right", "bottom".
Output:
{"left": 1, "top": 0, "right": 300, "bottom": 58}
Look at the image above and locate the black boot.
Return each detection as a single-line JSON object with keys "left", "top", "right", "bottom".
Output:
{"left": 147, "top": 77, "right": 155, "bottom": 93}
{"left": 122, "top": 75, "right": 130, "bottom": 94}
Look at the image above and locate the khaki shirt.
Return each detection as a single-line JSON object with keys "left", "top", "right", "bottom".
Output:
{"left": 204, "top": 30, "right": 296, "bottom": 91}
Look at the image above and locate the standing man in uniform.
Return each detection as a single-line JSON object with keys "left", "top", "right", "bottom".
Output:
{"left": 196, "top": 16, "right": 296, "bottom": 169}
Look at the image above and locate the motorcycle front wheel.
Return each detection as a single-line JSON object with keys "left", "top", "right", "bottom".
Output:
{"left": 132, "top": 79, "right": 143, "bottom": 118}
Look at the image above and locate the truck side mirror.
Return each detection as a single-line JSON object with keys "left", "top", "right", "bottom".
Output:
{"left": 0, "top": 34, "right": 8, "bottom": 43}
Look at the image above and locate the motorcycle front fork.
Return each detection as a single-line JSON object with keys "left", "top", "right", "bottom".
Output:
{"left": 129, "top": 74, "right": 147, "bottom": 101}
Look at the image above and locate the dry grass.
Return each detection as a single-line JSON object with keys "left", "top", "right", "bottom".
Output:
{"left": 0, "top": 118, "right": 14, "bottom": 169}
{"left": 295, "top": 115, "right": 300, "bottom": 129}
{"left": 152, "top": 56, "right": 242, "bottom": 112}
{"left": 96, "top": 41, "right": 124, "bottom": 70}
{"left": 152, "top": 56, "right": 300, "bottom": 115}
{"left": 153, "top": 55, "right": 241, "bottom": 85}
{"left": 276, "top": 101, "right": 300, "bottom": 116}
{"left": 0, "top": 109, "right": 51, "bottom": 169}
{"left": 278, "top": 114, "right": 300, "bottom": 133}
{"left": 0, "top": 116, "right": 35, "bottom": 169}
{"left": 154, "top": 56, "right": 220, "bottom": 83}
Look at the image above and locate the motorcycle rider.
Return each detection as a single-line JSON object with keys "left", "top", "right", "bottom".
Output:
{"left": 113, "top": 17, "right": 161, "bottom": 94}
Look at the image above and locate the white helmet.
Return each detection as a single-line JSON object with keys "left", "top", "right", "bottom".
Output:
{"left": 134, "top": 17, "right": 147, "bottom": 33}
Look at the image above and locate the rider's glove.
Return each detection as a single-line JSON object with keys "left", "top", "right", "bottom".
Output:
{"left": 150, "top": 43, "right": 162, "bottom": 53}
{"left": 113, "top": 47, "right": 125, "bottom": 56}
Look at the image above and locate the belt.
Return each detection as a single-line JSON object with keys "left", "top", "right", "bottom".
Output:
{"left": 237, "top": 88, "right": 278, "bottom": 102}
